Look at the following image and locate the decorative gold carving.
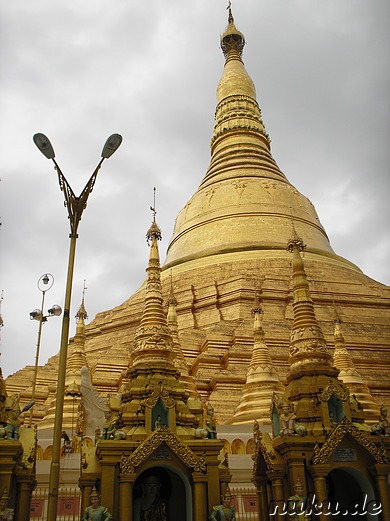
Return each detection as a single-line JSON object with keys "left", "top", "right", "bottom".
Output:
{"left": 231, "top": 180, "right": 247, "bottom": 197}
{"left": 120, "top": 425, "right": 206, "bottom": 473}
{"left": 144, "top": 383, "right": 175, "bottom": 409}
{"left": 253, "top": 420, "right": 275, "bottom": 471}
{"left": 318, "top": 383, "right": 349, "bottom": 403}
{"left": 205, "top": 188, "right": 216, "bottom": 205}
{"left": 312, "top": 417, "right": 388, "bottom": 465}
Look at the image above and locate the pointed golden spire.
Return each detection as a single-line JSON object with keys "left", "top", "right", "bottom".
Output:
{"left": 132, "top": 193, "right": 175, "bottom": 369}
{"left": 66, "top": 288, "right": 89, "bottom": 384}
{"left": 166, "top": 275, "right": 200, "bottom": 402}
{"left": 233, "top": 287, "right": 284, "bottom": 424}
{"left": 333, "top": 316, "right": 380, "bottom": 423}
{"left": 287, "top": 231, "right": 332, "bottom": 375}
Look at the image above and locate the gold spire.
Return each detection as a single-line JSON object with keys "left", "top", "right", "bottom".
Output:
{"left": 66, "top": 287, "right": 89, "bottom": 382}
{"left": 287, "top": 233, "right": 333, "bottom": 376}
{"left": 131, "top": 202, "right": 176, "bottom": 370}
{"left": 333, "top": 316, "right": 380, "bottom": 423}
{"left": 166, "top": 275, "right": 200, "bottom": 403}
{"left": 232, "top": 289, "right": 284, "bottom": 424}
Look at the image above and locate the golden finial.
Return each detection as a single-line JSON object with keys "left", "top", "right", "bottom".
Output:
{"left": 287, "top": 209, "right": 306, "bottom": 252}
{"left": 226, "top": 1, "right": 233, "bottom": 23}
{"left": 221, "top": 1, "right": 245, "bottom": 59}
{"left": 146, "top": 187, "right": 162, "bottom": 243}
{"left": 166, "top": 271, "right": 178, "bottom": 307}
{"left": 76, "top": 280, "right": 88, "bottom": 321}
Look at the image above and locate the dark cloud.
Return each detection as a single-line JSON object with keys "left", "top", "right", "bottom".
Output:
{"left": 1, "top": 0, "right": 389, "bottom": 377}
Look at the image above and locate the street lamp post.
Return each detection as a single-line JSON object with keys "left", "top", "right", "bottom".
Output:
{"left": 33, "top": 133, "right": 122, "bottom": 521}
{"left": 29, "top": 273, "right": 62, "bottom": 427}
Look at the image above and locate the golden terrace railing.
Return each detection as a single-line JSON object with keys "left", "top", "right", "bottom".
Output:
{"left": 30, "top": 487, "right": 81, "bottom": 521}
{"left": 230, "top": 487, "right": 259, "bottom": 521}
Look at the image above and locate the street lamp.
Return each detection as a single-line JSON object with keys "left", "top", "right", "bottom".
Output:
{"left": 29, "top": 273, "right": 62, "bottom": 427}
{"left": 33, "top": 133, "right": 122, "bottom": 521}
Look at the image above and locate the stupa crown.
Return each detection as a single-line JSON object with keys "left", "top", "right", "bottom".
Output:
{"left": 220, "top": 3, "right": 246, "bottom": 61}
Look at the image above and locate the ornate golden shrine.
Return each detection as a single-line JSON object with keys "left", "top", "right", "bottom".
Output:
{"left": 2, "top": 4, "right": 390, "bottom": 520}
{"left": 252, "top": 234, "right": 390, "bottom": 521}
{"left": 79, "top": 215, "right": 230, "bottom": 520}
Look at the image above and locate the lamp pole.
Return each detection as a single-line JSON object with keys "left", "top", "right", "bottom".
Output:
{"left": 33, "top": 133, "right": 122, "bottom": 521}
{"left": 29, "top": 273, "right": 62, "bottom": 427}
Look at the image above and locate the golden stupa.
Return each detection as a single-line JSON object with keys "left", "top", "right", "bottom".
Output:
{"left": 6, "top": 2, "right": 390, "bottom": 444}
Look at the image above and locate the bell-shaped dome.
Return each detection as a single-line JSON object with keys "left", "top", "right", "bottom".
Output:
{"left": 164, "top": 8, "right": 351, "bottom": 273}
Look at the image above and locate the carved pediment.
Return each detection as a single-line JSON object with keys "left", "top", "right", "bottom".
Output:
{"left": 253, "top": 420, "right": 277, "bottom": 472}
{"left": 120, "top": 425, "right": 206, "bottom": 473}
{"left": 312, "top": 417, "right": 387, "bottom": 465}
{"left": 318, "top": 382, "right": 349, "bottom": 403}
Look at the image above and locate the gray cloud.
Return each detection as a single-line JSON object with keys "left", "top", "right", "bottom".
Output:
{"left": 1, "top": 0, "right": 389, "bottom": 377}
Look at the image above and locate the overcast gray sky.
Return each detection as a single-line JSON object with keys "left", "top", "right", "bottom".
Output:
{"left": 1, "top": 0, "right": 389, "bottom": 378}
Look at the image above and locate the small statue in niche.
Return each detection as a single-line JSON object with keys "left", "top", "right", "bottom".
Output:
{"left": 329, "top": 410, "right": 337, "bottom": 427}
{"left": 0, "top": 489, "right": 14, "bottom": 521}
{"left": 371, "top": 405, "right": 390, "bottom": 436}
{"left": 83, "top": 486, "right": 112, "bottom": 521}
{"left": 133, "top": 475, "right": 168, "bottom": 521}
{"left": 209, "top": 486, "right": 235, "bottom": 521}
{"left": 154, "top": 415, "right": 162, "bottom": 430}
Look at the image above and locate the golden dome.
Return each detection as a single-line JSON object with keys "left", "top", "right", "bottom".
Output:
{"left": 163, "top": 9, "right": 348, "bottom": 272}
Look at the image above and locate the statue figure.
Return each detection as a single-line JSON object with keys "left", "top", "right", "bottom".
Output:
{"left": 134, "top": 475, "right": 167, "bottom": 521}
{"left": 83, "top": 486, "right": 111, "bottom": 521}
{"left": 209, "top": 486, "right": 235, "bottom": 521}
{"left": 76, "top": 403, "right": 86, "bottom": 437}
{"left": 0, "top": 489, "right": 14, "bottom": 521}
{"left": 280, "top": 403, "right": 306, "bottom": 437}
{"left": 371, "top": 405, "right": 390, "bottom": 436}
{"left": 154, "top": 415, "right": 162, "bottom": 430}
{"left": 5, "top": 396, "right": 21, "bottom": 440}
{"left": 287, "top": 477, "right": 310, "bottom": 520}
{"left": 60, "top": 431, "right": 72, "bottom": 456}
{"left": 205, "top": 402, "right": 217, "bottom": 439}
{"left": 101, "top": 410, "right": 125, "bottom": 440}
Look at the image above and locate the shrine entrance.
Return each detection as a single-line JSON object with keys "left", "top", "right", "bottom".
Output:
{"left": 133, "top": 465, "right": 191, "bottom": 521}
{"left": 327, "top": 467, "right": 379, "bottom": 521}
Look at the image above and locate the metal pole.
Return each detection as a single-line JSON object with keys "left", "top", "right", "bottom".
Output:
{"left": 29, "top": 289, "right": 46, "bottom": 427}
{"left": 46, "top": 230, "right": 77, "bottom": 520}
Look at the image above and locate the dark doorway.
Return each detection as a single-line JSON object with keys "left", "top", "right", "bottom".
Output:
{"left": 327, "top": 468, "right": 378, "bottom": 521}
{"left": 133, "top": 466, "right": 187, "bottom": 521}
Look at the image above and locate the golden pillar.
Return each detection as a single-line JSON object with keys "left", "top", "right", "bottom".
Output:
{"left": 101, "top": 461, "right": 117, "bottom": 514}
{"left": 368, "top": 464, "right": 390, "bottom": 521}
{"left": 14, "top": 477, "right": 33, "bottom": 521}
{"left": 253, "top": 476, "right": 269, "bottom": 521}
{"left": 79, "top": 479, "right": 94, "bottom": 516}
{"left": 267, "top": 469, "right": 285, "bottom": 521}
{"left": 119, "top": 472, "right": 136, "bottom": 521}
{"left": 192, "top": 472, "right": 208, "bottom": 521}
{"left": 309, "top": 464, "right": 331, "bottom": 521}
